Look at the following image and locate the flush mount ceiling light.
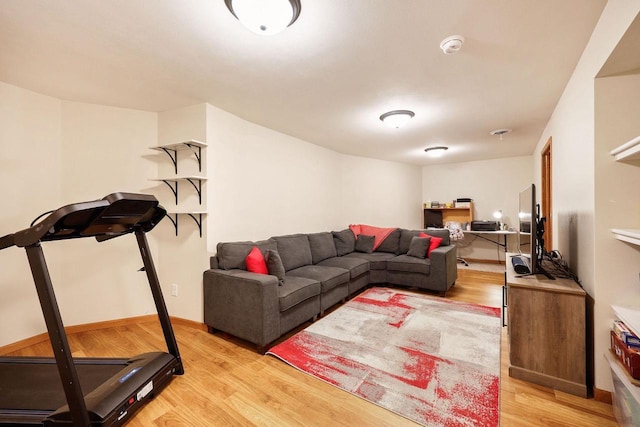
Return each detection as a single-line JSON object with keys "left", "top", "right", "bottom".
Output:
{"left": 424, "top": 146, "right": 449, "bottom": 157}
{"left": 379, "top": 110, "right": 415, "bottom": 128}
{"left": 225, "top": 0, "right": 301, "bottom": 35}
{"left": 440, "top": 35, "right": 465, "bottom": 54}
{"left": 490, "top": 128, "right": 512, "bottom": 140}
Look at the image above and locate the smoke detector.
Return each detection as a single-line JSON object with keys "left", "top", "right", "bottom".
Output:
{"left": 440, "top": 35, "right": 465, "bottom": 54}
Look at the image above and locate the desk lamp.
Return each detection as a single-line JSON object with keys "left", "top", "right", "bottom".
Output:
{"left": 493, "top": 209, "right": 504, "bottom": 230}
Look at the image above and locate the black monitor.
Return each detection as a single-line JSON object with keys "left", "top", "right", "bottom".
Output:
{"left": 518, "top": 184, "right": 553, "bottom": 279}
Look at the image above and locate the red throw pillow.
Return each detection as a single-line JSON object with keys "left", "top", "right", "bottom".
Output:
{"left": 420, "top": 232, "right": 443, "bottom": 258}
{"left": 246, "top": 246, "right": 268, "bottom": 274}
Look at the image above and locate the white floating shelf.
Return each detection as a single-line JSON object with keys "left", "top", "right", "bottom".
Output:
{"left": 611, "top": 135, "right": 640, "bottom": 161}
{"left": 611, "top": 229, "right": 640, "bottom": 246}
{"left": 166, "top": 210, "right": 207, "bottom": 215}
{"left": 150, "top": 140, "right": 207, "bottom": 150}
{"left": 613, "top": 305, "right": 640, "bottom": 338}
{"left": 149, "top": 175, "right": 207, "bottom": 182}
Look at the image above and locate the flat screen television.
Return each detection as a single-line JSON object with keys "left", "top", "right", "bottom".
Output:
{"left": 517, "top": 183, "right": 553, "bottom": 279}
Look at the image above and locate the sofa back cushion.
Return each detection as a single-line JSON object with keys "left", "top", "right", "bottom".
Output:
{"left": 332, "top": 229, "right": 356, "bottom": 256}
{"left": 216, "top": 239, "right": 276, "bottom": 270}
{"left": 273, "top": 234, "right": 313, "bottom": 271}
{"left": 423, "top": 228, "right": 450, "bottom": 246}
{"left": 398, "top": 229, "right": 421, "bottom": 254}
{"left": 308, "top": 232, "right": 338, "bottom": 264}
{"left": 375, "top": 228, "right": 401, "bottom": 254}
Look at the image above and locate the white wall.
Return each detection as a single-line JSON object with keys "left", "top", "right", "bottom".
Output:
{"left": 0, "top": 85, "right": 165, "bottom": 346}
{"left": 340, "top": 154, "right": 422, "bottom": 229}
{"left": 54, "top": 101, "right": 160, "bottom": 326}
{"left": 533, "top": 1, "right": 640, "bottom": 392}
{"left": 206, "top": 103, "right": 422, "bottom": 250}
{"left": 0, "top": 82, "right": 62, "bottom": 345}
{"left": 421, "top": 156, "right": 533, "bottom": 261}
{"left": 206, "top": 103, "right": 343, "bottom": 247}
{"left": 154, "top": 104, "right": 209, "bottom": 323}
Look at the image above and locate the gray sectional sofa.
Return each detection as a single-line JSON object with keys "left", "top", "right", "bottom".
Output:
{"left": 203, "top": 227, "right": 456, "bottom": 352}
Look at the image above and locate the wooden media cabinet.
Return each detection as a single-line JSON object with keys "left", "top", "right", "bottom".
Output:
{"left": 505, "top": 253, "right": 588, "bottom": 397}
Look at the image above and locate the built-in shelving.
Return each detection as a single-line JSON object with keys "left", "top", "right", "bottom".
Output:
{"left": 610, "top": 136, "right": 640, "bottom": 247}
{"left": 150, "top": 140, "right": 207, "bottom": 173}
{"left": 611, "top": 229, "right": 640, "bottom": 247}
{"left": 612, "top": 305, "right": 640, "bottom": 338}
{"left": 610, "top": 135, "right": 640, "bottom": 162}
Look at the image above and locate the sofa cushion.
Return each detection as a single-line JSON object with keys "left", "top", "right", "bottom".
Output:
{"left": 273, "top": 234, "right": 313, "bottom": 272}
{"left": 287, "top": 265, "right": 350, "bottom": 293}
{"left": 387, "top": 254, "right": 431, "bottom": 275}
{"left": 246, "top": 246, "right": 268, "bottom": 274}
{"left": 278, "top": 276, "right": 321, "bottom": 312}
{"left": 407, "top": 236, "right": 431, "bottom": 259}
{"left": 333, "top": 229, "right": 356, "bottom": 256}
{"left": 375, "top": 228, "right": 401, "bottom": 254}
{"left": 308, "top": 232, "right": 338, "bottom": 264}
{"left": 216, "top": 239, "right": 277, "bottom": 270}
{"left": 355, "top": 234, "right": 375, "bottom": 253}
{"left": 265, "top": 249, "right": 285, "bottom": 285}
{"left": 344, "top": 252, "right": 396, "bottom": 269}
{"left": 317, "top": 256, "right": 370, "bottom": 279}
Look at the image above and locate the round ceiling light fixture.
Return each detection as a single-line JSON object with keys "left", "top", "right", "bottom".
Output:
{"left": 440, "top": 35, "right": 465, "bottom": 54}
{"left": 490, "top": 128, "right": 512, "bottom": 140}
{"left": 379, "top": 110, "right": 415, "bottom": 128}
{"left": 424, "top": 146, "right": 449, "bottom": 157}
{"left": 225, "top": 0, "right": 301, "bottom": 35}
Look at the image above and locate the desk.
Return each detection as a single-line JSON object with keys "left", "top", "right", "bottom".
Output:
{"left": 463, "top": 230, "right": 518, "bottom": 257}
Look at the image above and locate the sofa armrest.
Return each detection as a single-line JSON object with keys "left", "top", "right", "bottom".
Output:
{"left": 429, "top": 244, "right": 458, "bottom": 290}
{"left": 203, "top": 268, "right": 280, "bottom": 348}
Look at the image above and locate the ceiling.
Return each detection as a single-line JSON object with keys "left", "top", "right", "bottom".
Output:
{"left": 0, "top": 0, "right": 608, "bottom": 165}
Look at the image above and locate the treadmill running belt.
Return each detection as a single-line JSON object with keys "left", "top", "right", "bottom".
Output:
{"left": 0, "top": 362, "right": 125, "bottom": 411}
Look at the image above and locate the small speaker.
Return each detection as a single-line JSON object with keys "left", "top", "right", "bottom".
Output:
{"left": 511, "top": 255, "right": 531, "bottom": 275}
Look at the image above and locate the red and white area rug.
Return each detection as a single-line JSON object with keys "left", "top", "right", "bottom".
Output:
{"left": 267, "top": 287, "right": 501, "bottom": 426}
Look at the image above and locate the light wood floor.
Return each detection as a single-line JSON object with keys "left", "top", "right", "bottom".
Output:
{"left": 5, "top": 269, "right": 618, "bottom": 426}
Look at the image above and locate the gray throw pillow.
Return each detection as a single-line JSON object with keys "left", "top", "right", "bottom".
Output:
{"left": 265, "top": 249, "right": 285, "bottom": 286}
{"left": 355, "top": 234, "right": 375, "bottom": 253}
{"left": 407, "top": 236, "right": 431, "bottom": 259}
{"left": 333, "top": 229, "right": 356, "bottom": 256}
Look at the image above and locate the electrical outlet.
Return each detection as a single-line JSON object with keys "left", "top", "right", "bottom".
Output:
{"left": 171, "top": 283, "right": 178, "bottom": 297}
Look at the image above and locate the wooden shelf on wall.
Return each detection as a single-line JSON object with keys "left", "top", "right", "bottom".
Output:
{"left": 423, "top": 203, "right": 473, "bottom": 228}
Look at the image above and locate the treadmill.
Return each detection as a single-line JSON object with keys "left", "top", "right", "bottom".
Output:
{"left": 0, "top": 193, "right": 184, "bottom": 426}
